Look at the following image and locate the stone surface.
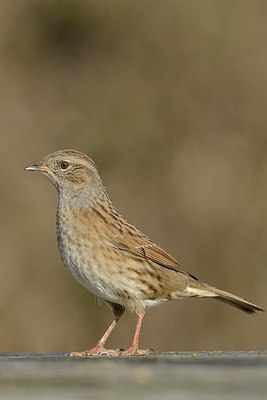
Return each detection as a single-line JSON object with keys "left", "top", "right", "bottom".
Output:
{"left": 0, "top": 351, "right": 266, "bottom": 399}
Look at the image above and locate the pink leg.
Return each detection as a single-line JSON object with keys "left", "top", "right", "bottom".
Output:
{"left": 120, "top": 313, "right": 150, "bottom": 356}
{"left": 70, "top": 303, "right": 125, "bottom": 357}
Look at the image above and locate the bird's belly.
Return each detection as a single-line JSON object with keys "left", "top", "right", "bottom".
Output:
{"left": 144, "top": 299, "right": 164, "bottom": 307}
{"left": 63, "top": 252, "right": 117, "bottom": 301}
{"left": 58, "top": 237, "right": 127, "bottom": 303}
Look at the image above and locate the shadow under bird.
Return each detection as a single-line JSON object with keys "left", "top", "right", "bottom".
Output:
{"left": 25, "top": 150, "right": 264, "bottom": 356}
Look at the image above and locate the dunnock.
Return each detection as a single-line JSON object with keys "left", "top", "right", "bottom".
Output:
{"left": 25, "top": 150, "right": 264, "bottom": 356}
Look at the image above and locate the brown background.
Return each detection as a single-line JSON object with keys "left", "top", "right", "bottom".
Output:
{"left": 0, "top": 0, "right": 266, "bottom": 353}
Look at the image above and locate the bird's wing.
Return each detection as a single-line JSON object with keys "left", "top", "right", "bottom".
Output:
{"left": 108, "top": 236, "right": 198, "bottom": 280}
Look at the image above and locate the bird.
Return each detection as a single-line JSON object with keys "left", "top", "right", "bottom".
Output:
{"left": 25, "top": 149, "right": 264, "bottom": 356}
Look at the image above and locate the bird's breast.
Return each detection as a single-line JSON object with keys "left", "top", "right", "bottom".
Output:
{"left": 56, "top": 205, "right": 127, "bottom": 303}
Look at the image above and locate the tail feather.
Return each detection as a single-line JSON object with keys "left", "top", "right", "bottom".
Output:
{"left": 186, "top": 284, "right": 264, "bottom": 314}
{"left": 211, "top": 286, "right": 264, "bottom": 314}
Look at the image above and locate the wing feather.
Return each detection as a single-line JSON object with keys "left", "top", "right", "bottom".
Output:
{"left": 108, "top": 236, "right": 198, "bottom": 280}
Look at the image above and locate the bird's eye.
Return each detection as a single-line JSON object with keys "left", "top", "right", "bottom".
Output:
{"left": 60, "top": 161, "right": 69, "bottom": 170}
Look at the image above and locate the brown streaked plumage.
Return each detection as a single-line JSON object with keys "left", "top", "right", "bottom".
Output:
{"left": 25, "top": 149, "right": 264, "bottom": 356}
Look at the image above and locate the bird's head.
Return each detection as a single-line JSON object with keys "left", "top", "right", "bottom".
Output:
{"left": 25, "top": 149, "right": 105, "bottom": 200}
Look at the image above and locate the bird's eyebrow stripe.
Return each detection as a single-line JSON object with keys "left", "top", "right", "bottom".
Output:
{"left": 52, "top": 150, "right": 97, "bottom": 169}
{"left": 58, "top": 159, "right": 70, "bottom": 164}
{"left": 61, "top": 150, "right": 95, "bottom": 165}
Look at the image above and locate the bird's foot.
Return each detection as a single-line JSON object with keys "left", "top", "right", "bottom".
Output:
{"left": 118, "top": 346, "right": 154, "bottom": 356}
{"left": 68, "top": 346, "right": 154, "bottom": 357}
{"left": 69, "top": 346, "right": 121, "bottom": 357}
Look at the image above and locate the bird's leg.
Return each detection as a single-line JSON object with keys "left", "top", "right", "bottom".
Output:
{"left": 70, "top": 303, "right": 125, "bottom": 357}
{"left": 79, "top": 315, "right": 121, "bottom": 356}
{"left": 120, "top": 313, "right": 151, "bottom": 356}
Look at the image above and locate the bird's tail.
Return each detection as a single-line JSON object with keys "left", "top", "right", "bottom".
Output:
{"left": 185, "top": 283, "right": 264, "bottom": 314}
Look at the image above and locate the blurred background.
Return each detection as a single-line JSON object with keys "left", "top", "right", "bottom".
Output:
{"left": 0, "top": 0, "right": 266, "bottom": 353}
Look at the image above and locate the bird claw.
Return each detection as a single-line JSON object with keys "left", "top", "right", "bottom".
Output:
{"left": 69, "top": 347, "right": 121, "bottom": 357}
{"left": 118, "top": 347, "right": 154, "bottom": 356}
{"left": 68, "top": 346, "right": 154, "bottom": 357}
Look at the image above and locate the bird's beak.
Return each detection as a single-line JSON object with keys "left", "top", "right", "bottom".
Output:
{"left": 25, "top": 163, "right": 49, "bottom": 173}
